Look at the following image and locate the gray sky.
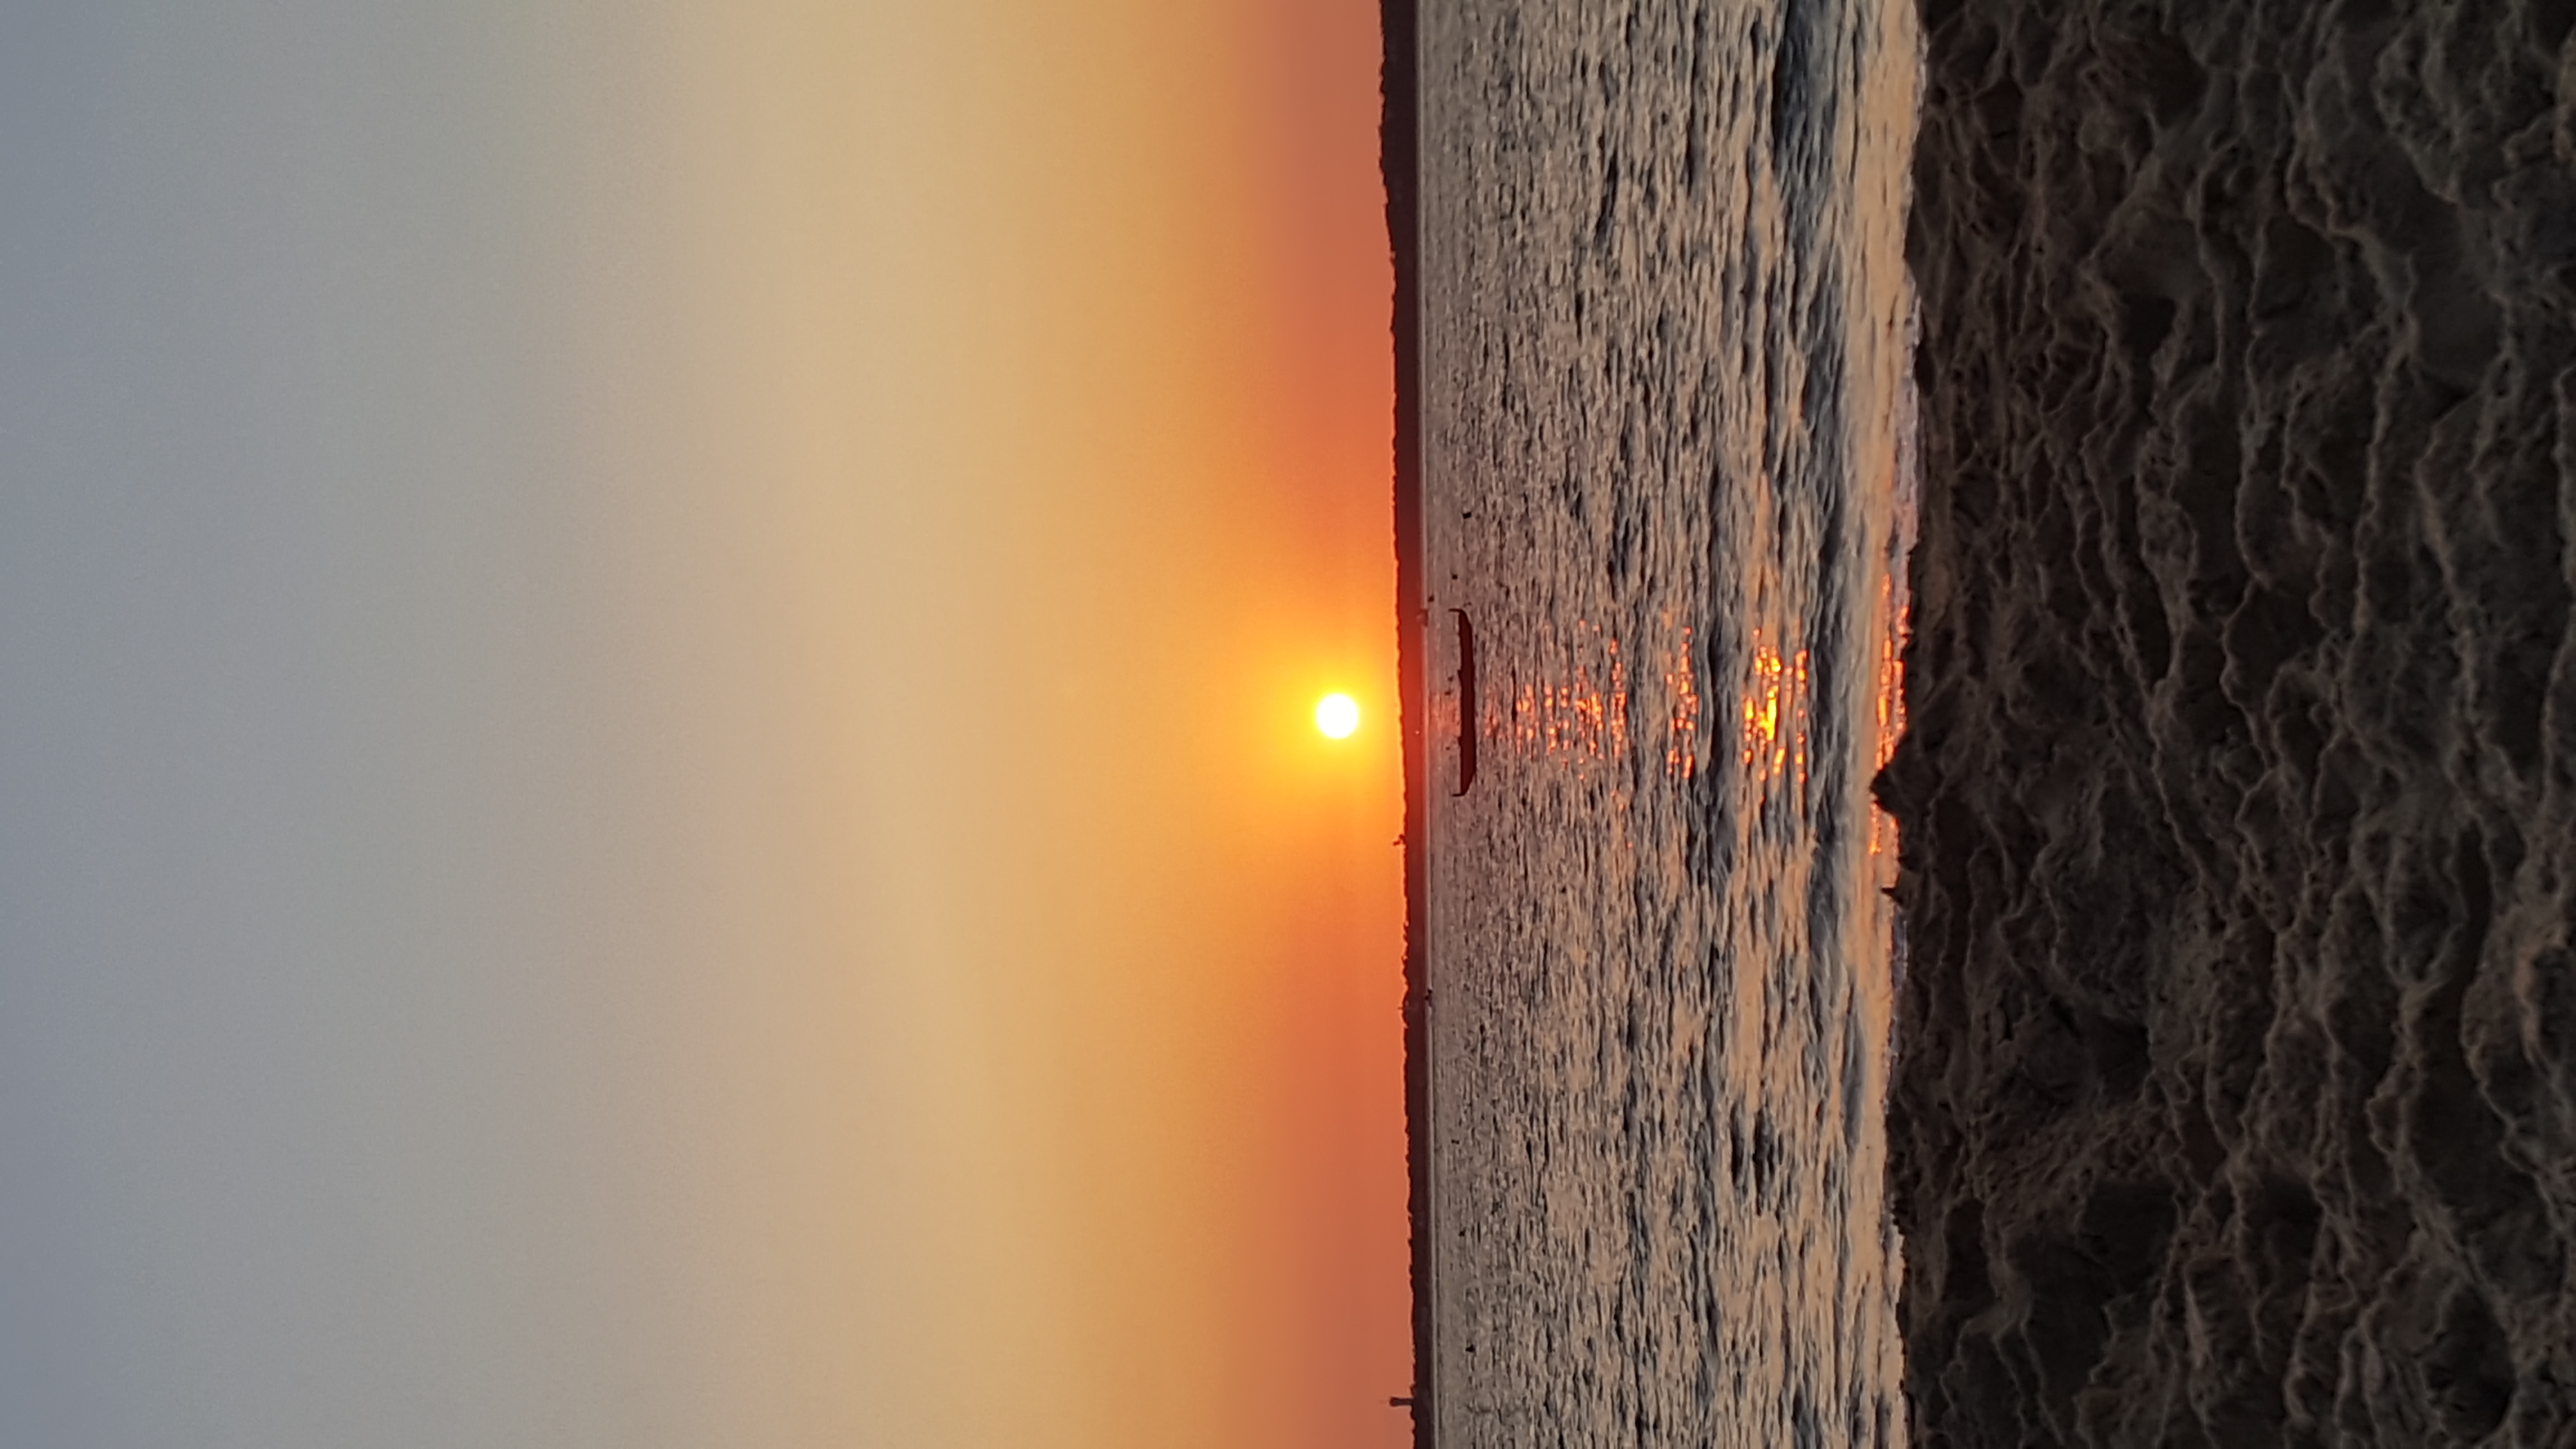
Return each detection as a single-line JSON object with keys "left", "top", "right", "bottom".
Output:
{"left": 1, "top": 4, "right": 690, "bottom": 1443}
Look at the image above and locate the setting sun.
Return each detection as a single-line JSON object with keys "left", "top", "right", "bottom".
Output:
{"left": 1315, "top": 693, "right": 1361, "bottom": 739}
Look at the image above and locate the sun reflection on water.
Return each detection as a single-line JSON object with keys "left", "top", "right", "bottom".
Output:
{"left": 1445, "top": 532, "right": 1909, "bottom": 842}
{"left": 1662, "top": 626, "right": 1701, "bottom": 781}
{"left": 1738, "top": 629, "right": 1812, "bottom": 801}
{"left": 1454, "top": 611, "right": 1846, "bottom": 804}
{"left": 1867, "top": 571, "right": 1908, "bottom": 884}
{"left": 1505, "top": 622, "right": 1629, "bottom": 767}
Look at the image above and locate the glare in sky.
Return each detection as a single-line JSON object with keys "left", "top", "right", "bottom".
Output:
{"left": 1315, "top": 693, "right": 1361, "bottom": 739}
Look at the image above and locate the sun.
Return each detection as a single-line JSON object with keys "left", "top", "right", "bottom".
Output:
{"left": 1315, "top": 693, "right": 1361, "bottom": 739}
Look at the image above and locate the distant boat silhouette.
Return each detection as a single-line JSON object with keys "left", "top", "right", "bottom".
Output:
{"left": 1452, "top": 608, "right": 1477, "bottom": 796}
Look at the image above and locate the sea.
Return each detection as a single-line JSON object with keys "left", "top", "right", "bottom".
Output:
{"left": 1405, "top": 1, "right": 1922, "bottom": 1444}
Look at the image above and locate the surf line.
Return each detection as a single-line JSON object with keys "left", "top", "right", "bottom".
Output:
{"left": 1452, "top": 608, "right": 1478, "bottom": 797}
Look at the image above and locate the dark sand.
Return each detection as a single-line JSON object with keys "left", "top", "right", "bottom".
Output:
{"left": 1880, "top": 3, "right": 2576, "bottom": 1445}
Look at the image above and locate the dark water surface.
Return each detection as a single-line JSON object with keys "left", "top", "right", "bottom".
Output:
{"left": 1399, "top": 1, "right": 1921, "bottom": 1443}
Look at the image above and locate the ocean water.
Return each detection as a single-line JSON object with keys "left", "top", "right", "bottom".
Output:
{"left": 1408, "top": 1, "right": 1920, "bottom": 1444}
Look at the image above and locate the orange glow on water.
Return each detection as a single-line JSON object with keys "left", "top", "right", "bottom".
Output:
{"left": 1868, "top": 572, "right": 1910, "bottom": 880}
{"left": 1739, "top": 629, "right": 1813, "bottom": 801}
{"left": 1466, "top": 608, "right": 1889, "bottom": 839}
{"left": 1662, "top": 626, "right": 1701, "bottom": 780}
{"left": 1464, "top": 618, "right": 1706, "bottom": 786}
{"left": 1506, "top": 625, "right": 1629, "bottom": 767}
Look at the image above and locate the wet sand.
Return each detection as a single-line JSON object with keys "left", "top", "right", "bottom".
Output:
{"left": 1880, "top": 3, "right": 2576, "bottom": 1445}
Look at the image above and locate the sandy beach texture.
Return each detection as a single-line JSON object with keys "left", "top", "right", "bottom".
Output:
{"left": 1880, "top": 3, "right": 2576, "bottom": 1445}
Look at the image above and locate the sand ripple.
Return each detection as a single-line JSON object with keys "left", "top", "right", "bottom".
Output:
{"left": 1882, "top": 4, "right": 2576, "bottom": 1445}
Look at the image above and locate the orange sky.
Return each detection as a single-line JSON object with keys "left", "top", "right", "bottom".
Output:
{"left": 0, "top": 3, "right": 1402, "bottom": 1443}
{"left": 550, "top": 2, "right": 1414, "bottom": 1445}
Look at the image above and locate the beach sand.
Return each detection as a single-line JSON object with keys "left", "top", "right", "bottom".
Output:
{"left": 1880, "top": 3, "right": 2576, "bottom": 1444}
